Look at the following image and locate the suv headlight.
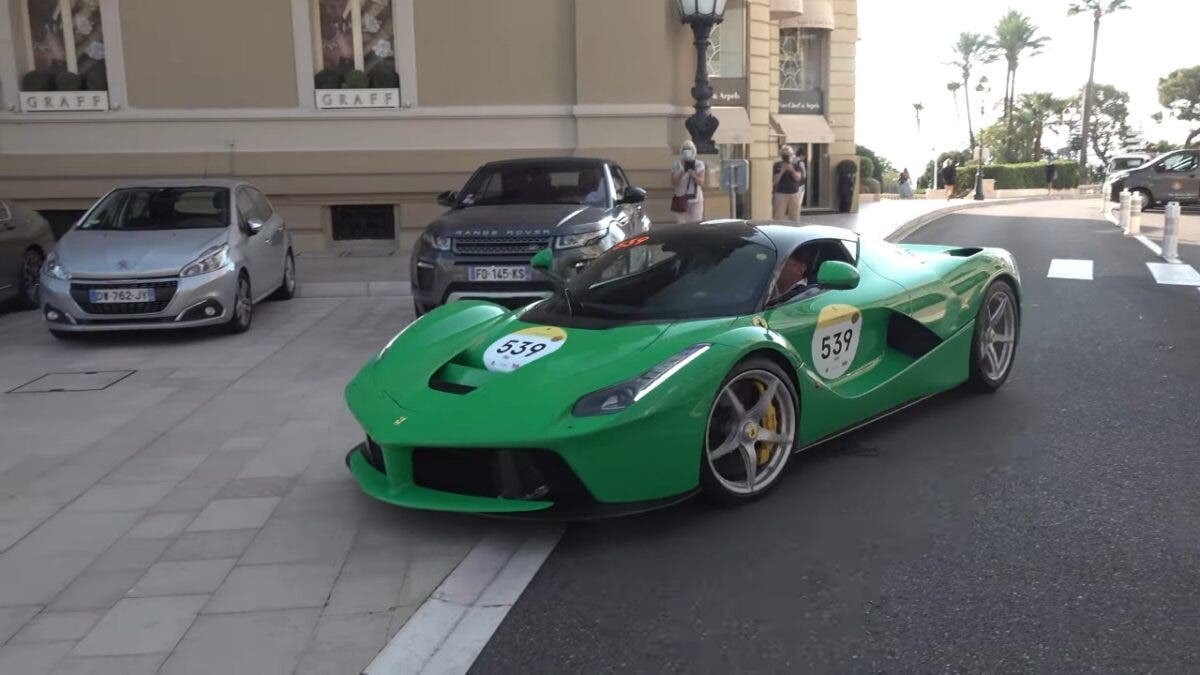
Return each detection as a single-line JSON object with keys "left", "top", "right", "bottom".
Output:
{"left": 180, "top": 245, "right": 231, "bottom": 277}
{"left": 43, "top": 252, "right": 71, "bottom": 281}
{"left": 555, "top": 226, "right": 608, "bottom": 250}
{"left": 422, "top": 232, "right": 452, "bottom": 251}
{"left": 572, "top": 344, "right": 711, "bottom": 416}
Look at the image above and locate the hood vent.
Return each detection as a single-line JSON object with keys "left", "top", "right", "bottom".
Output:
{"left": 945, "top": 247, "right": 983, "bottom": 257}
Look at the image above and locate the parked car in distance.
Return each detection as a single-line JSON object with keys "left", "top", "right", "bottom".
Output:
{"left": 39, "top": 179, "right": 296, "bottom": 338}
{"left": 1106, "top": 149, "right": 1200, "bottom": 207}
{"left": 1106, "top": 153, "right": 1149, "bottom": 175}
{"left": 411, "top": 157, "right": 650, "bottom": 315}
{"left": 0, "top": 199, "right": 57, "bottom": 309}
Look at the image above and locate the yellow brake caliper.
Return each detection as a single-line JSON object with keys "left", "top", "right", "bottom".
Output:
{"left": 754, "top": 382, "right": 779, "bottom": 465}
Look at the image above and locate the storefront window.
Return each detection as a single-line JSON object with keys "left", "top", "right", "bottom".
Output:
{"left": 312, "top": 0, "right": 400, "bottom": 108}
{"left": 779, "top": 28, "right": 827, "bottom": 114}
{"left": 18, "top": 0, "right": 109, "bottom": 111}
{"left": 706, "top": 0, "right": 745, "bottom": 79}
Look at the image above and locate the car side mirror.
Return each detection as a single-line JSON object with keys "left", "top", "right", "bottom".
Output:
{"left": 620, "top": 187, "right": 647, "bottom": 204}
{"left": 246, "top": 218, "right": 264, "bottom": 235}
{"left": 817, "top": 261, "right": 860, "bottom": 290}
{"left": 437, "top": 190, "right": 458, "bottom": 207}
{"left": 530, "top": 248, "right": 553, "bottom": 272}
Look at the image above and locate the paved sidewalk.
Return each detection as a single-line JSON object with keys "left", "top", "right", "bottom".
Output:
{"left": 0, "top": 298, "right": 489, "bottom": 674}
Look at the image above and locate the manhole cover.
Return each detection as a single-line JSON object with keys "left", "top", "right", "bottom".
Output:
{"left": 8, "top": 371, "right": 135, "bottom": 394}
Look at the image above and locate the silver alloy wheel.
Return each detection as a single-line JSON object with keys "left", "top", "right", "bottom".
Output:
{"left": 284, "top": 255, "right": 296, "bottom": 294}
{"left": 235, "top": 277, "right": 252, "bottom": 325}
{"left": 21, "top": 250, "right": 44, "bottom": 305}
{"left": 705, "top": 370, "right": 797, "bottom": 496}
{"left": 980, "top": 291, "right": 1016, "bottom": 380}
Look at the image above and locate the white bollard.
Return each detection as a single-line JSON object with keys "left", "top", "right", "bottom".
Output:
{"left": 1118, "top": 189, "right": 1131, "bottom": 233}
{"left": 1163, "top": 201, "right": 1181, "bottom": 262}
{"left": 1128, "top": 191, "right": 1143, "bottom": 236}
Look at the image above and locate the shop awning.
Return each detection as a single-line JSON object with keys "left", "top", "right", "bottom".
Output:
{"left": 772, "top": 113, "right": 835, "bottom": 144}
{"left": 770, "top": 0, "right": 803, "bottom": 20}
{"left": 712, "top": 107, "right": 753, "bottom": 144}
{"left": 780, "top": 0, "right": 835, "bottom": 29}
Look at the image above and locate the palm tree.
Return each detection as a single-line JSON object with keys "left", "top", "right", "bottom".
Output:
{"left": 949, "top": 32, "right": 997, "bottom": 152}
{"left": 1019, "top": 92, "right": 1070, "bottom": 159}
{"left": 947, "top": 82, "right": 962, "bottom": 120}
{"left": 1068, "top": 0, "right": 1131, "bottom": 168}
{"left": 912, "top": 102, "right": 924, "bottom": 133}
{"left": 990, "top": 10, "right": 1048, "bottom": 130}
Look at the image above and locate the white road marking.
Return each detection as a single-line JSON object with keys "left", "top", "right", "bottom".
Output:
{"left": 1047, "top": 259, "right": 1094, "bottom": 280}
{"left": 1146, "top": 262, "right": 1200, "bottom": 286}
{"left": 365, "top": 525, "right": 563, "bottom": 675}
{"left": 1135, "top": 235, "right": 1163, "bottom": 257}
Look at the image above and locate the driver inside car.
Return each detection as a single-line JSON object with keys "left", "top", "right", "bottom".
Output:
{"left": 773, "top": 247, "right": 817, "bottom": 299}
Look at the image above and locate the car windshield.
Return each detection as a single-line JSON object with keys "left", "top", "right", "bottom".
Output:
{"left": 1111, "top": 158, "right": 1145, "bottom": 171}
{"left": 525, "top": 230, "right": 777, "bottom": 325}
{"left": 79, "top": 187, "right": 230, "bottom": 231}
{"left": 457, "top": 165, "right": 608, "bottom": 207}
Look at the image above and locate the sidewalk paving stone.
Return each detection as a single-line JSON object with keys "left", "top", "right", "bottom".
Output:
{"left": 0, "top": 605, "right": 43, "bottom": 643}
{"left": 71, "top": 595, "right": 208, "bottom": 656}
{"left": 159, "top": 608, "right": 320, "bottom": 675}
{"left": 47, "top": 571, "right": 143, "bottom": 612}
{"left": 204, "top": 562, "right": 341, "bottom": 613}
{"left": 185, "top": 497, "right": 280, "bottom": 532}
{"left": 160, "top": 529, "right": 259, "bottom": 562}
{"left": 11, "top": 611, "right": 102, "bottom": 644}
{"left": 126, "top": 559, "right": 237, "bottom": 597}
{"left": 126, "top": 512, "right": 195, "bottom": 540}
{"left": 49, "top": 653, "right": 165, "bottom": 675}
{"left": 240, "top": 516, "right": 359, "bottom": 565}
{"left": 86, "top": 537, "right": 172, "bottom": 573}
{"left": 0, "top": 641, "right": 74, "bottom": 675}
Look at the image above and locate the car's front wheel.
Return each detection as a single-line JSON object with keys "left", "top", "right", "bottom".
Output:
{"left": 17, "top": 248, "right": 45, "bottom": 310}
{"left": 700, "top": 358, "right": 798, "bottom": 505}
{"left": 271, "top": 251, "right": 296, "bottom": 301}
{"left": 1133, "top": 188, "right": 1154, "bottom": 210}
{"left": 967, "top": 280, "right": 1019, "bottom": 392}
{"left": 224, "top": 274, "right": 253, "bottom": 334}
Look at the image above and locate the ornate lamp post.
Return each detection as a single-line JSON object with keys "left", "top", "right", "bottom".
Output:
{"left": 676, "top": 0, "right": 728, "bottom": 154}
{"left": 973, "top": 76, "right": 991, "bottom": 201}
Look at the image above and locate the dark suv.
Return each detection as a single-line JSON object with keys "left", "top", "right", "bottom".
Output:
{"left": 411, "top": 157, "right": 650, "bottom": 314}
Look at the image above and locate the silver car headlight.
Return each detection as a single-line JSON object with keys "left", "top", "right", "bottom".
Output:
{"left": 572, "top": 344, "right": 711, "bottom": 416}
{"left": 554, "top": 225, "right": 608, "bottom": 250}
{"left": 180, "top": 245, "right": 231, "bottom": 277}
{"left": 43, "top": 252, "right": 71, "bottom": 281}
{"left": 421, "top": 232, "right": 452, "bottom": 251}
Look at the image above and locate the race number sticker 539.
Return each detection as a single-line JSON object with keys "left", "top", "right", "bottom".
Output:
{"left": 812, "top": 304, "right": 862, "bottom": 379}
{"left": 484, "top": 326, "right": 567, "bottom": 372}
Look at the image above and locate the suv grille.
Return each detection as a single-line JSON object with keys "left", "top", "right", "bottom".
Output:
{"left": 70, "top": 280, "right": 178, "bottom": 315}
{"left": 452, "top": 237, "right": 551, "bottom": 257}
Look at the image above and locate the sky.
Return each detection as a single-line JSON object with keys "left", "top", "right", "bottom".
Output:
{"left": 855, "top": 0, "right": 1199, "bottom": 172}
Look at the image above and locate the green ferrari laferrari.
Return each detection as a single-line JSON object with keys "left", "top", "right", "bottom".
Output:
{"left": 344, "top": 222, "right": 1021, "bottom": 517}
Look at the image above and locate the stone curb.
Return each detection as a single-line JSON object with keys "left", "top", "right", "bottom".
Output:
{"left": 884, "top": 194, "right": 1096, "bottom": 243}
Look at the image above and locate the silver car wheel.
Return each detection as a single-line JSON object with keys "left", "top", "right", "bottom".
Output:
{"left": 704, "top": 370, "right": 796, "bottom": 496}
{"left": 980, "top": 291, "right": 1016, "bottom": 381}
{"left": 235, "top": 277, "right": 252, "bottom": 325}
{"left": 20, "top": 249, "right": 45, "bottom": 307}
{"left": 284, "top": 255, "right": 296, "bottom": 294}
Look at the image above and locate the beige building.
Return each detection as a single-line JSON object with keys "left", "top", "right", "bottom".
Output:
{"left": 0, "top": 0, "right": 857, "bottom": 252}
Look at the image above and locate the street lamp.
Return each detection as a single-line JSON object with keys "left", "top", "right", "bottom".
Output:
{"left": 677, "top": 0, "right": 728, "bottom": 154}
{"left": 973, "top": 75, "right": 991, "bottom": 201}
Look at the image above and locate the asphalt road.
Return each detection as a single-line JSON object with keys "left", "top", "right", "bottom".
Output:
{"left": 472, "top": 207, "right": 1200, "bottom": 673}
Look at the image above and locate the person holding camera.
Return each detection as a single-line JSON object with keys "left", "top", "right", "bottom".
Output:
{"left": 772, "top": 145, "right": 806, "bottom": 222}
{"left": 670, "top": 140, "right": 706, "bottom": 224}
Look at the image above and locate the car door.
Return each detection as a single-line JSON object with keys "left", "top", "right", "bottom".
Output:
{"left": 608, "top": 164, "right": 649, "bottom": 235}
{"left": 1151, "top": 151, "right": 1200, "bottom": 204}
{"left": 0, "top": 201, "right": 18, "bottom": 297}
{"left": 235, "top": 187, "right": 273, "bottom": 296}
{"left": 763, "top": 239, "right": 909, "bottom": 442}
{"left": 249, "top": 188, "right": 286, "bottom": 289}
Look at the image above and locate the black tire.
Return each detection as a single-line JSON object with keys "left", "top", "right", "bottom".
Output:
{"left": 271, "top": 251, "right": 296, "bottom": 301}
{"left": 1133, "top": 188, "right": 1154, "bottom": 210}
{"left": 967, "top": 280, "right": 1019, "bottom": 393}
{"left": 699, "top": 357, "right": 799, "bottom": 506}
{"left": 16, "top": 247, "right": 45, "bottom": 310}
{"left": 224, "top": 273, "right": 253, "bottom": 334}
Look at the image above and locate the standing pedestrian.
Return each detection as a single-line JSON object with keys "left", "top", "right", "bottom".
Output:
{"left": 1045, "top": 158, "right": 1058, "bottom": 195}
{"left": 670, "top": 140, "right": 705, "bottom": 223}
{"left": 941, "top": 159, "right": 957, "bottom": 199}
{"left": 898, "top": 168, "right": 914, "bottom": 199}
{"left": 772, "top": 145, "right": 806, "bottom": 222}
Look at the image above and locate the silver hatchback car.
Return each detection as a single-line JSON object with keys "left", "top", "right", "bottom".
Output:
{"left": 39, "top": 179, "right": 296, "bottom": 337}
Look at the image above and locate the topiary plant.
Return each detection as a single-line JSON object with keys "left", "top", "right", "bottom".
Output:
{"left": 22, "top": 70, "right": 55, "bottom": 91}
{"left": 344, "top": 69, "right": 369, "bottom": 89}
{"left": 313, "top": 68, "right": 342, "bottom": 89}
{"left": 369, "top": 61, "right": 400, "bottom": 88}
{"left": 84, "top": 64, "right": 107, "bottom": 91}
{"left": 857, "top": 155, "right": 875, "bottom": 181}
{"left": 54, "top": 70, "right": 82, "bottom": 91}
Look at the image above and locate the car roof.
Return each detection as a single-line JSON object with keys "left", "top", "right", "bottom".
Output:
{"left": 480, "top": 157, "right": 612, "bottom": 170}
{"left": 641, "top": 221, "right": 857, "bottom": 252}
{"left": 110, "top": 178, "right": 249, "bottom": 190}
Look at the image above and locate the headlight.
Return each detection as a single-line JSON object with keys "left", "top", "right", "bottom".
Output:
{"left": 554, "top": 226, "right": 608, "bottom": 250}
{"left": 421, "top": 232, "right": 452, "bottom": 251}
{"left": 572, "top": 344, "right": 711, "bottom": 416}
{"left": 180, "top": 245, "right": 231, "bottom": 277}
{"left": 43, "top": 253, "right": 70, "bottom": 281}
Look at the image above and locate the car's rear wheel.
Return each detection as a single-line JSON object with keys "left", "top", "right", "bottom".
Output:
{"left": 1133, "top": 188, "right": 1155, "bottom": 210}
{"left": 271, "top": 251, "right": 296, "bottom": 300}
{"left": 224, "top": 273, "right": 253, "bottom": 334}
{"left": 967, "top": 280, "right": 1019, "bottom": 392}
{"left": 700, "top": 358, "right": 798, "bottom": 505}
{"left": 17, "top": 248, "right": 44, "bottom": 309}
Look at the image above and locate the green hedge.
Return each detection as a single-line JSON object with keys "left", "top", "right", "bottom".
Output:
{"left": 952, "top": 161, "right": 1082, "bottom": 197}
